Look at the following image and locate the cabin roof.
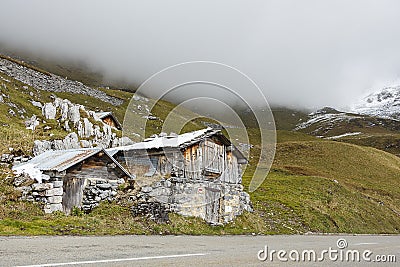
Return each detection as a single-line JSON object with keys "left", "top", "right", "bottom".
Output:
{"left": 107, "top": 127, "right": 248, "bottom": 163}
{"left": 14, "top": 148, "right": 133, "bottom": 178}
{"left": 94, "top": 111, "right": 122, "bottom": 130}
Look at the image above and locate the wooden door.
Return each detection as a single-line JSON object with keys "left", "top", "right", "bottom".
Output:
{"left": 205, "top": 187, "right": 221, "bottom": 224}
{"left": 62, "top": 176, "right": 85, "bottom": 215}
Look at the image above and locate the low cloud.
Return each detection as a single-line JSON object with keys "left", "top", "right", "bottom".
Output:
{"left": 1, "top": 0, "right": 400, "bottom": 110}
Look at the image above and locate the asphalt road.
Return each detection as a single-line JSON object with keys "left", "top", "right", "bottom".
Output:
{"left": 0, "top": 235, "right": 398, "bottom": 266}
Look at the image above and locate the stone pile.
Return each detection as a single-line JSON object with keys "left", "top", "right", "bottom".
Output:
{"left": 131, "top": 201, "right": 169, "bottom": 223}
{"left": 0, "top": 57, "right": 123, "bottom": 106}
{"left": 1, "top": 154, "right": 31, "bottom": 165}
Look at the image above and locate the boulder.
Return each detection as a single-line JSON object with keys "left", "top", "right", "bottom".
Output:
{"left": 68, "top": 105, "right": 80, "bottom": 123}
{"left": 63, "top": 132, "right": 80, "bottom": 149}
{"left": 42, "top": 103, "right": 56, "bottom": 119}
{"left": 83, "top": 118, "right": 93, "bottom": 138}
{"left": 33, "top": 140, "right": 52, "bottom": 156}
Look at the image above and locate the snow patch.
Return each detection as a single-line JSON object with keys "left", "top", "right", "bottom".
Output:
{"left": 325, "top": 132, "right": 362, "bottom": 140}
{"left": 12, "top": 163, "right": 45, "bottom": 183}
{"left": 352, "top": 85, "right": 400, "bottom": 120}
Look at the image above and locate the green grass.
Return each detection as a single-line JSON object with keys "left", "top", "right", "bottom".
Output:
{"left": 1, "top": 59, "right": 400, "bottom": 235}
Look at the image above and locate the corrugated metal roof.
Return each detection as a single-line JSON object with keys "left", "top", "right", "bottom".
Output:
{"left": 16, "top": 148, "right": 134, "bottom": 178}
{"left": 17, "top": 148, "right": 101, "bottom": 172}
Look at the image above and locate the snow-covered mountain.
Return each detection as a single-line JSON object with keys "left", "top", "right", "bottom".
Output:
{"left": 352, "top": 85, "right": 400, "bottom": 120}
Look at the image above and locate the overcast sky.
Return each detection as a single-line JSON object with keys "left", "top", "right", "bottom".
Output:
{"left": 1, "top": 0, "right": 400, "bottom": 110}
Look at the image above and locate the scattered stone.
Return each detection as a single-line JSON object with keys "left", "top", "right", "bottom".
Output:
{"left": 53, "top": 180, "right": 63, "bottom": 188}
{"left": 25, "top": 115, "right": 40, "bottom": 130}
{"left": 1, "top": 153, "right": 14, "bottom": 163}
{"left": 0, "top": 57, "right": 123, "bottom": 106}
{"left": 141, "top": 186, "right": 153, "bottom": 193}
{"left": 97, "top": 183, "right": 112, "bottom": 190}
{"left": 131, "top": 201, "right": 169, "bottom": 223}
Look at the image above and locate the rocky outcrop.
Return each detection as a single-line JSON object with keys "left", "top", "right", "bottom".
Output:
{"left": 32, "top": 97, "right": 133, "bottom": 156}
{"left": 42, "top": 103, "right": 57, "bottom": 119}
{"left": 0, "top": 57, "right": 123, "bottom": 106}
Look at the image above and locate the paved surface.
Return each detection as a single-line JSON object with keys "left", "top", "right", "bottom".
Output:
{"left": 0, "top": 235, "right": 398, "bottom": 266}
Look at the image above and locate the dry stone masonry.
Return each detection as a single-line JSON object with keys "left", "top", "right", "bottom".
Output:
{"left": 82, "top": 178, "right": 124, "bottom": 211}
{"left": 133, "top": 178, "right": 253, "bottom": 224}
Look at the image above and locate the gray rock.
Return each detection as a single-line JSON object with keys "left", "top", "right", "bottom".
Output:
{"left": 68, "top": 105, "right": 80, "bottom": 123}
{"left": 64, "top": 120, "right": 71, "bottom": 131}
{"left": 32, "top": 183, "right": 53, "bottom": 191}
{"left": 63, "top": 132, "right": 80, "bottom": 149}
{"left": 33, "top": 140, "right": 52, "bottom": 156}
{"left": 44, "top": 203, "right": 63, "bottom": 214}
{"left": 83, "top": 118, "right": 93, "bottom": 138}
{"left": 1, "top": 153, "right": 14, "bottom": 163}
{"left": 97, "top": 183, "right": 112, "bottom": 190}
{"left": 31, "top": 100, "right": 42, "bottom": 108}
{"left": 53, "top": 181, "right": 63, "bottom": 188}
{"left": 142, "top": 186, "right": 153, "bottom": 193}
{"left": 25, "top": 115, "right": 40, "bottom": 130}
{"left": 45, "top": 187, "right": 63, "bottom": 196}
{"left": 42, "top": 103, "right": 56, "bottom": 119}
{"left": 60, "top": 101, "right": 69, "bottom": 121}
{"left": 80, "top": 140, "right": 91, "bottom": 148}
{"left": 48, "top": 196, "right": 63, "bottom": 204}
{"left": 13, "top": 174, "right": 30, "bottom": 187}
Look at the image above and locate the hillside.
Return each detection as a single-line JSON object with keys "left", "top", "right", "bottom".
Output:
{"left": 295, "top": 107, "right": 400, "bottom": 156}
{"left": 0, "top": 56, "right": 399, "bottom": 235}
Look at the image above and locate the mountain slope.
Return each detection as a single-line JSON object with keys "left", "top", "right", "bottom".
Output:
{"left": 0, "top": 55, "right": 399, "bottom": 235}
{"left": 295, "top": 107, "right": 400, "bottom": 156}
{"left": 353, "top": 85, "right": 400, "bottom": 120}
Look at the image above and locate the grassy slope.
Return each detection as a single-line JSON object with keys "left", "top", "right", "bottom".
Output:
{"left": 0, "top": 60, "right": 399, "bottom": 235}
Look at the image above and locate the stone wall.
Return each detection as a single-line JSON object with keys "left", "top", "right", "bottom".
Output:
{"left": 14, "top": 174, "right": 64, "bottom": 213}
{"left": 13, "top": 173, "right": 124, "bottom": 214}
{"left": 82, "top": 178, "right": 124, "bottom": 211}
{"left": 134, "top": 177, "right": 253, "bottom": 224}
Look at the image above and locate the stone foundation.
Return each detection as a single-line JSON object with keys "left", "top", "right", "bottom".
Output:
{"left": 134, "top": 177, "right": 253, "bottom": 224}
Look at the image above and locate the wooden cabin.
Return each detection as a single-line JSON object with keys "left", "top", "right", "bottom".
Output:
{"left": 109, "top": 128, "right": 247, "bottom": 184}
{"left": 94, "top": 112, "right": 122, "bottom": 130}
{"left": 108, "top": 128, "right": 251, "bottom": 224}
{"left": 14, "top": 148, "right": 132, "bottom": 214}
